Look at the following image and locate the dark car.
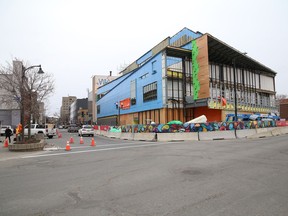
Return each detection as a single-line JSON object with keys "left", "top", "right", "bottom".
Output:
{"left": 67, "top": 124, "right": 79, "bottom": 133}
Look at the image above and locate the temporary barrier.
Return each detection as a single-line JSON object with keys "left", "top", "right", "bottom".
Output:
{"left": 107, "top": 131, "right": 121, "bottom": 139}
{"left": 157, "top": 132, "right": 198, "bottom": 142}
{"left": 80, "top": 136, "right": 84, "bottom": 144}
{"left": 199, "top": 130, "right": 235, "bottom": 141}
{"left": 3, "top": 138, "right": 9, "bottom": 148}
{"left": 65, "top": 141, "right": 71, "bottom": 151}
{"left": 236, "top": 129, "right": 256, "bottom": 138}
{"left": 133, "top": 133, "right": 155, "bottom": 141}
{"left": 97, "top": 126, "right": 288, "bottom": 141}
{"left": 90, "top": 138, "right": 96, "bottom": 147}
{"left": 119, "top": 133, "right": 133, "bottom": 140}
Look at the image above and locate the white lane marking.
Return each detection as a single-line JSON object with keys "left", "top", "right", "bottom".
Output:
{"left": 56, "top": 142, "right": 156, "bottom": 149}
{"left": 21, "top": 142, "right": 172, "bottom": 159}
{"left": 51, "top": 142, "right": 160, "bottom": 150}
{"left": 0, "top": 142, "right": 164, "bottom": 162}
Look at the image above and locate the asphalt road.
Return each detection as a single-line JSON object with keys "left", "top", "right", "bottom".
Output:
{"left": 0, "top": 131, "right": 288, "bottom": 216}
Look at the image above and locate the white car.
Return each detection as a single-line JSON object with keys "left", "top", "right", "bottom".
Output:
{"left": 1, "top": 125, "right": 13, "bottom": 136}
{"left": 78, "top": 125, "right": 94, "bottom": 137}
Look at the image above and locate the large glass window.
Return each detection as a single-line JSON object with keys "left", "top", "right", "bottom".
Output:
{"left": 143, "top": 82, "right": 157, "bottom": 102}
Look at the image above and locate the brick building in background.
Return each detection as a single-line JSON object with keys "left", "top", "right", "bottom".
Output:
{"left": 279, "top": 99, "right": 288, "bottom": 120}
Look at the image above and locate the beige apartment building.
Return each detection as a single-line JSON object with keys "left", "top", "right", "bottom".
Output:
{"left": 60, "top": 96, "right": 76, "bottom": 124}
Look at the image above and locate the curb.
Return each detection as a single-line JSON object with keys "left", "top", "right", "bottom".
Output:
{"left": 8, "top": 140, "right": 46, "bottom": 152}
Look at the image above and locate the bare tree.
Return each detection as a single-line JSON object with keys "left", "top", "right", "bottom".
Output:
{"left": 53, "top": 111, "right": 60, "bottom": 118}
{"left": 0, "top": 59, "right": 55, "bottom": 140}
{"left": 276, "top": 94, "right": 288, "bottom": 100}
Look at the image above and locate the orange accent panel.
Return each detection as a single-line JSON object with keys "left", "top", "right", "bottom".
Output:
{"left": 120, "top": 98, "right": 131, "bottom": 110}
{"left": 194, "top": 107, "right": 221, "bottom": 122}
{"left": 196, "top": 35, "right": 210, "bottom": 99}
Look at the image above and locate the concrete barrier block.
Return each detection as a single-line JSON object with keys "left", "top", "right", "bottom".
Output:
{"left": 100, "top": 130, "right": 108, "bottom": 136}
{"left": 271, "top": 128, "right": 282, "bottom": 136}
{"left": 174, "top": 132, "right": 198, "bottom": 141}
{"left": 157, "top": 133, "right": 178, "bottom": 142}
{"left": 107, "top": 131, "right": 121, "bottom": 139}
{"left": 236, "top": 129, "right": 257, "bottom": 138}
{"left": 199, "top": 130, "right": 235, "bottom": 141}
{"left": 157, "top": 132, "right": 197, "bottom": 142}
{"left": 133, "top": 133, "right": 155, "bottom": 141}
{"left": 247, "top": 128, "right": 274, "bottom": 139}
{"left": 279, "top": 126, "right": 288, "bottom": 134}
{"left": 120, "top": 133, "right": 133, "bottom": 140}
{"left": 255, "top": 128, "right": 269, "bottom": 134}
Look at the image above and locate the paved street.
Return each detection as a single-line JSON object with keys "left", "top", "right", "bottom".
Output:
{"left": 0, "top": 131, "right": 288, "bottom": 216}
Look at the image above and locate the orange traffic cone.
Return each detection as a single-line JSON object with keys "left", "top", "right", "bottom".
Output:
{"left": 69, "top": 137, "right": 74, "bottom": 144}
{"left": 90, "top": 137, "right": 96, "bottom": 147}
{"left": 80, "top": 136, "right": 84, "bottom": 144}
{"left": 65, "top": 141, "right": 71, "bottom": 151}
{"left": 3, "top": 138, "right": 9, "bottom": 148}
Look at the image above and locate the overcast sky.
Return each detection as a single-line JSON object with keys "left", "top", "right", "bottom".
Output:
{"left": 1, "top": 0, "right": 287, "bottom": 115}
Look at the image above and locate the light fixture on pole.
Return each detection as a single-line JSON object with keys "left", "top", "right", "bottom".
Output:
{"left": 20, "top": 64, "right": 44, "bottom": 141}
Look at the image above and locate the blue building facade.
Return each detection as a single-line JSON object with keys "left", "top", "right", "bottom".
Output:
{"left": 96, "top": 28, "right": 277, "bottom": 126}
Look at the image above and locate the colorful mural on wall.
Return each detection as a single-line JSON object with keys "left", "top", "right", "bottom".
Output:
{"left": 107, "top": 120, "right": 277, "bottom": 133}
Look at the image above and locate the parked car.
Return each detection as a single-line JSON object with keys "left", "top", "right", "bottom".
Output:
{"left": 78, "top": 125, "right": 94, "bottom": 137}
{"left": 67, "top": 124, "right": 79, "bottom": 133}
{"left": 0, "top": 125, "right": 13, "bottom": 136}
{"left": 24, "top": 123, "right": 56, "bottom": 139}
{"left": 45, "top": 123, "right": 56, "bottom": 139}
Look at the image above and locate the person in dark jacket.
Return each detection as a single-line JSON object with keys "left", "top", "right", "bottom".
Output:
{"left": 5, "top": 127, "right": 12, "bottom": 143}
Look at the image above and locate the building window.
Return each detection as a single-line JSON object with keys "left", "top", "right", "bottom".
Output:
{"left": 97, "top": 90, "right": 110, "bottom": 101}
{"left": 131, "top": 79, "right": 136, "bottom": 105}
{"left": 97, "top": 105, "right": 100, "bottom": 114}
{"left": 143, "top": 82, "right": 157, "bottom": 102}
{"left": 152, "top": 60, "right": 157, "bottom": 74}
{"left": 140, "top": 73, "right": 149, "bottom": 79}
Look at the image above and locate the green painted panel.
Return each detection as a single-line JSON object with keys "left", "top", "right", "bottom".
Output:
{"left": 192, "top": 40, "right": 200, "bottom": 100}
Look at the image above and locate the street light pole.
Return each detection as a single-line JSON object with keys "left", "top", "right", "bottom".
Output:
{"left": 115, "top": 101, "right": 123, "bottom": 126}
{"left": 118, "top": 104, "right": 120, "bottom": 126}
{"left": 20, "top": 64, "right": 44, "bottom": 141}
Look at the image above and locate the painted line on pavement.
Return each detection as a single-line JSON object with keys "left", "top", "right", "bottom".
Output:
{"left": 55, "top": 142, "right": 156, "bottom": 150}
{"left": 21, "top": 142, "right": 174, "bottom": 159}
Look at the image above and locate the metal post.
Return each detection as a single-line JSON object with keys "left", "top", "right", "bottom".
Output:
{"left": 20, "top": 66, "right": 25, "bottom": 141}
{"left": 20, "top": 64, "right": 43, "bottom": 141}
{"left": 118, "top": 104, "right": 120, "bottom": 126}
{"left": 233, "top": 59, "right": 238, "bottom": 138}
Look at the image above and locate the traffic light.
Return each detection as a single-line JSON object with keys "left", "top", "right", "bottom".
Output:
{"left": 115, "top": 102, "right": 118, "bottom": 109}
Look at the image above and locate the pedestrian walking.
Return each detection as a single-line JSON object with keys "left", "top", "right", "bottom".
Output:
{"left": 5, "top": 127, "right": 12, "bottom": 143}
